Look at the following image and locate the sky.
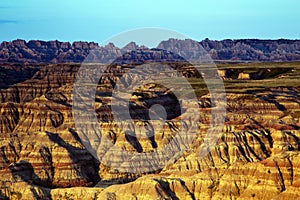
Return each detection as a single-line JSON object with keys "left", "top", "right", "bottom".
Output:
{"left": 0, "top": 0, "right": 299, "bottom": 46}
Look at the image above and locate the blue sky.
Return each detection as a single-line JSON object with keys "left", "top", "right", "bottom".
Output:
{"left": 0, "top": 0, "right": 299, "bottom": 45}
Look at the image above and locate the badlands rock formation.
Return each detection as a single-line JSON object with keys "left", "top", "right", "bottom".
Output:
{"left": 0, "top": 57, "right": 299, "bottom": 199}
{"left": 1, "top": 38, "right": 300, "bottom": 64}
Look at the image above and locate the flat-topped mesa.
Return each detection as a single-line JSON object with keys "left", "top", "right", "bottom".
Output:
{"left": 218, "top": 67, "right": 294, "bottom": 80}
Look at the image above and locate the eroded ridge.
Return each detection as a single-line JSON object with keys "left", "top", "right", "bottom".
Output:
{"left": 0, "top": 62, "right": 299, "bottom": 199}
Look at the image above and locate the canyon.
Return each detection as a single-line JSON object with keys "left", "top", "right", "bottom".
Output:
{"left": 0, "top": 44, "right": 299, "bottom": 199}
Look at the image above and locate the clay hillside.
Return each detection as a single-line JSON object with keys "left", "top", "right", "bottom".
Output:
{"left": 0, "top": 39, "right": 299, "bottom": 199}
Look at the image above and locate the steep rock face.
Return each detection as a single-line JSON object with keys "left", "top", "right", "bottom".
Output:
{"left": 14, "top": 96, "right": 66, "bottom": 133}
{"left": 159, "top": 38, "right": 300, "bottom": 61}
{"left": 0, "top": 64, "right": 39, "bottom": 89}
{"left": 0, "top": 39, "right": 96, "bottom": 63}
{"left": 0, "top": 62, "right": 299, "bottom": 199}
{"left": 1, "top": 38, "right": 300, "bottom": 63}
{"left": 200, "top": 38, "right": 300, "bottom": 61}
{"left": 0, "top": 136, "right": 21, "bottom": 171}
{"left": 0, "top": 64, "right": 100, "bottom": 190}
{"left": 0, "top": 64, "right": 78, "bottom": 103}
{"left": 0, "top": 103, "right": 21, "bottom": 134}
{"left": 0, "top": 131, "right": 100, "bottom": 188}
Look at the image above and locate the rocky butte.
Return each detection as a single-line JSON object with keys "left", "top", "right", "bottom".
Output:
{"left": 0, "top": 39, "right": 299, "bottom": 199}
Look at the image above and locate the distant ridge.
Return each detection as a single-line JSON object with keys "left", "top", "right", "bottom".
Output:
{"left": 1, "top": 38, "right": 300, "bottom": 63}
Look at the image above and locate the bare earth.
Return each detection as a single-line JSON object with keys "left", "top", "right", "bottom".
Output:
{"left": 0, "top": 61, "right": 299, "bottom": 199}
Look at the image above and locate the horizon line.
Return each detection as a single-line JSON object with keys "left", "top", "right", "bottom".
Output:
{"left": 1, "top": 37, "right": 300, "bottom": 49}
